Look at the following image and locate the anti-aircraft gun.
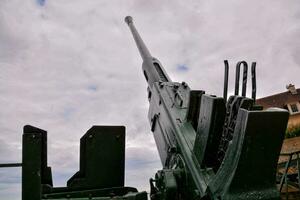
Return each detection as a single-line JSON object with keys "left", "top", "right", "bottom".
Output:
{"left": 125, "top": 16, "right": 289, "bottom": 200}
{"left": 0, "top": 16, "right": 291, "bottom": 200}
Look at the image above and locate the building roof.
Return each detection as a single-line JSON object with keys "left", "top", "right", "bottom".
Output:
{"left": 256, "top": 88, "right": 300, "bottom": 109}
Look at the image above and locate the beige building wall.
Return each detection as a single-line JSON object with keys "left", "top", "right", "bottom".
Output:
{"left": 288, "top": 114, "right": 300, "bottom": 130}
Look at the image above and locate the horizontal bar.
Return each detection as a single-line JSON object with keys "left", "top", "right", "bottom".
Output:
{"left": 280, "top": 151, "right": 300, "bottom": 156}
{"left": 0, "top": 163, "right": 22, "bottom": 168}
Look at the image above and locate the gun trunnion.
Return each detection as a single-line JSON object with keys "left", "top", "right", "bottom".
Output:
{"left": 125, "top": 16, "right": 289, "bottom": 200}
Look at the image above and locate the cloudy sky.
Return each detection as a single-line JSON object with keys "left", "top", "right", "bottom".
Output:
{"left": 0, "top": 0, "right": 299, "bottom": 199}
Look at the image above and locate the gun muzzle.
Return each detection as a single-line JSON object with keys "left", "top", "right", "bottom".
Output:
{"left": 125, "top": 16, "right": 171, "bottom": 87}
{"left": 125, "top": 16, "right": 152, "bottom": 60}
{"left": 125, "top": 16, "right": 133, "bottom": 25}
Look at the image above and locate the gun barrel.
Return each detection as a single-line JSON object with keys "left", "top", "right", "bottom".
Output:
{"left": 125, "top": 16, "right": 152, "bottom": 60}
{"left": 125, "top": 16, "right": 171, "bottom": 86}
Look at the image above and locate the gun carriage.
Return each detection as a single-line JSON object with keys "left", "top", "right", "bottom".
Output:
{"left": 125, "top": 16, "right": 289, "bottom": 200}
{"left": 0, "top": 17, "right": 290, "bottom": 200}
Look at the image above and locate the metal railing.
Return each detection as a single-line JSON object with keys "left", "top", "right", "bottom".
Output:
{"left": 0, "top": 163, "right": 22, "bottom": 168}
{"left": 278, "top": 151, "right": 300, "bottom": 200}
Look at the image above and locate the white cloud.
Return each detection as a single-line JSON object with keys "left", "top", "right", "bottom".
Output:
{"left": 0, "top": 0, "right": 299, "bottom": 199}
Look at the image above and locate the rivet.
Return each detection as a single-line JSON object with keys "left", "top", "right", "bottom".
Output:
{"left": 159, "top": 81, "right": 164, "bottom": 88}
{"left": 181, "top": 81, "right": 187, "bottom": 88}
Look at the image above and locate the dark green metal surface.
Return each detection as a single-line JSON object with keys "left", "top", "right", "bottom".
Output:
{"left": 23, "top": 125, "right": 53, "bottom": 200}
{"left": 125, "top": 16, "right": 289, "bottom": 200}
{"left": 22, "top": 125, "right": 145, "bottom": 200}
{"left": 208, "top": 108, "right": 288, "bottom": 199}
{"left": 67, "top": 126, "right": 125, "bottom": 189}
{"left": 42, "top": 187, "right": 147, "bottom": 199}
{"left": 0, "top": 163, "right": 22, "bottom": 167}
{"left": 194, "top": 94, "right": 226, "bottom": 168}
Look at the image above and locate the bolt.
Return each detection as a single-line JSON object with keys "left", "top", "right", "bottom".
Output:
{"left": 168, "top": 146, "right": 177, "bottom": 153}
{"left": 159, "top": 81, "right": 164, "bottom": 88}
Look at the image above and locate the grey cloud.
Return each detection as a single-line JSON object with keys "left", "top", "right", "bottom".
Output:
{"left": 1, "top": 0, "right": 300, "bottom": 198}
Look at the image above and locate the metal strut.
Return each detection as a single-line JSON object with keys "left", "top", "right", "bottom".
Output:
{"left": 251, "top": 62, "right": 257, "bottom": 102}
{"left": 223, "top": 60, "right": 257, "bottom": 101}
{"left": 235, "top": 61, "right": 248, "bottom": 97}
{"left": 223, "top": 60, "right": 229, "bottom": 101}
